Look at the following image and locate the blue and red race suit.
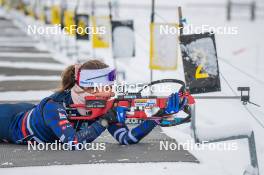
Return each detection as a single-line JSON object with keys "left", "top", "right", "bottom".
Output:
{"left": 0, "top": 90, "right": 157, "bottom": 145}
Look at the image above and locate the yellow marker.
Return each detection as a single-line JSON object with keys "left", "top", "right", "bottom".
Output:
{"left": 64, "top": 10, "right": 75, "bottom": 36}
{"left": 0, "top": 0, "right": 5, "bottom": 7}
{"left": 78, "top": 19, "right": 86, "bottom": 36}
{"left": 195, "top": 65, "right": 209, "bottom": 79}
{"left": 51, "top": 5, "right": 61, "bottom": 25}
{"left": 17, "top": 2, "right": 24, "bottom": 12}
{"left": 149, "top": 23, "right": 154, "bottom": 68}
{"left": 149, "top": 23, "right": 178, "bottom": 70}
{"left": 91, "top": 16, "right": 110, "bottom": 48}
{"left": 28, "top": 6, "right": 34, "bottom": 18}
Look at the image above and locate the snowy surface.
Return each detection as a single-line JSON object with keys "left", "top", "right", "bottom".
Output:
{"left": 0, "top": 162, "right": 233, "bottom": 175}
{"left": 1, "top": 0, "right": 264, "bottom": 174}
{"left": 0, "top": 75, "right": 60, "bottom": 81}
{"left": 196, "top": 122, "right": 252, "bottom": 141}
{"left": 0, "top": 61, "right": 65, "bottom": 71}
{"left": 0, "top": 52, "right": 52, "bottom": 58}
{"left": 0, "top": 91, "right": 53, "bottom": 101}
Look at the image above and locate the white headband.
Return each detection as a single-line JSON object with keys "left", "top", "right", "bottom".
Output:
{"left": 78, "top": 67, "right": 115, "bottom": 87}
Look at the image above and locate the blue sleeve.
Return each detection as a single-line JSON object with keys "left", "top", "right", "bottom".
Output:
{"left": 107, "top": 120, "right": 157, "bottom": 145}
{"left": 43, "top": 101, "right": 106, "bottom": 145}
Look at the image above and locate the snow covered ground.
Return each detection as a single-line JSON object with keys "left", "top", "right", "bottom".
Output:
{"left": 0, "top": 0, "right": 264, "bottom": 174}
{"left": 0, "top": 162, "right": 238, "bottom": 175}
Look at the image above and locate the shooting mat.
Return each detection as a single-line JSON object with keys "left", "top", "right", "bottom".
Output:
{"left": 0, "top": 126, "right": 199, "bottom": 168}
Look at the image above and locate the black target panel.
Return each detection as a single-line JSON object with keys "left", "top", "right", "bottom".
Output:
{"left": 180, "top": 33, "right": 221, "bottom": 94}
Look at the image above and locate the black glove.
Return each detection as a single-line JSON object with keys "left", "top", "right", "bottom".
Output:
{"left": 99, "top": 107, "right": 128, "bottom": 127}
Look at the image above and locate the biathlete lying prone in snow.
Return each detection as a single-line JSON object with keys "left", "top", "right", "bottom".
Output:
{"left": 0, "top": 59, "right": 185, "bottom": 147}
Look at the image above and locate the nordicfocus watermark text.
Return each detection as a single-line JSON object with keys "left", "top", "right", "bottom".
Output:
{"left": 160, "top": 140, "right": 238, "bottom": 151}
{"left": 90, "top": 81, "right": 173, "bottom": 94}
{"left": 160, "top": 24, "right": 238, "bottom": 35}
{"left": 27, "top": 24, "right": 106, "bottom": 36}
{"left": 28, "top": 140, "right": 106, "bottom": 151}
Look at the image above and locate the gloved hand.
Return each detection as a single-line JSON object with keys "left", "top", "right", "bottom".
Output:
{"left": 165, "top": 93, "right": 180, "bottom": 114}
{"left": 99, "top": 107, "right": 128, "bottom": 127}
{"left": 155, "top": 92, "right": 187, "bottom": 117}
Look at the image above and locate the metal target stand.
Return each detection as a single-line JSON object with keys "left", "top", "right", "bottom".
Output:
{"left": 190, "top": 87, "right": 260, "bottom": 175}
{"left": 177, "top": 6, "right": 260, "bottom": 173}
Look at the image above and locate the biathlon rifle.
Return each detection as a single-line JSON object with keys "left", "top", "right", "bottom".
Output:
{"left": 65, "top": 79, "right": 195, "bottom": 128}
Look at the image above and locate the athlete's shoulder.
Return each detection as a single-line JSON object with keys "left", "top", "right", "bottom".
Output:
{"left": 49, "top": 90, "right": 71, "bottom": 102}
{"left": 42, "top": 100, "right": 69, "bottom": 125}
{"left": 44, "top": 100, "right": 66, "bottom": 112}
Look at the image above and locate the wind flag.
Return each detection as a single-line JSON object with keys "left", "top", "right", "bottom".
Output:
{"left": 51, "top": 5, "right": 61, "bottom": 25}
{"left": 44, "top": 6, "right": 52, "bottom": 24}
{"left": 180, "top": 33, "right": 221, "bottom": 94}
{"left": 28, "top": 4, "right": 35, "bottom": 18}
{"left": 111, "top": 20, "right": 135, "bottom": 58}
{"left": 150, "top": 23, "right": 179, "bottom": 70}
{"left": 39, "top": 6, "right": 46, "bottom": 23}
{"left": 75, "top": 14, "right": 89, "bottom": 40}
{"left": 91, "top": 16, "right": 111, "bottom": 48}
{"left": 64, "top": 10, "right": 75, "bottom": 35}
{"left": 60, "top": 4, "right": 66, "bottom": 29}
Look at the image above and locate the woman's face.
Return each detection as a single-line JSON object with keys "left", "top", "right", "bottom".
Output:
{"left": 83, "top": 85, "right": 115, "bottom": 99}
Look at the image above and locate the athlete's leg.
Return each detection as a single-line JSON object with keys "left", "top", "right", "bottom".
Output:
{"left": 0, "top": 103, "right": 35, "bottom": 141}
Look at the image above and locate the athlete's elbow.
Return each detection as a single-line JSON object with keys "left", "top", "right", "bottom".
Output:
{"left": 127, "top": 140, "right": 139, "bottom": 145}
{"left": 118, "top": 139, "right": 140, "bottom": 145}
